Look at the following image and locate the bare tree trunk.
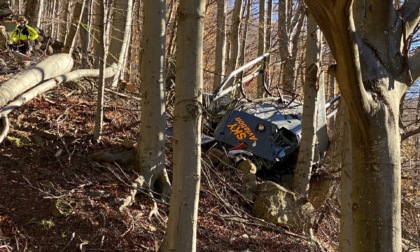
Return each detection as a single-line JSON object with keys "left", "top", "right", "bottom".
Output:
{"left": 117, "top": 0, "right": 170, "bottom": 215}
{"left": 327, "top": 53, "right": 337, "bottom": 127}
{"left": 165, "top": 1, "right": 177, "bottom": 88}
{"left": 278, "top": 0, "right": 304, "bottom": 93}
{"left": 257, "top": 0, "right": 265, "bottom": 98}
{"left": 238, "top": 0, "right": 250, "bottom": 67}
{"left": 160, "top": 0, "right": 205, "bottom": 251}
{"left": 226, "top": 0, "right": 242, "bottom": 74}
{"left": 80, "top": 0, "right": 92, "bottom": 68}
{"left": 127, "top": 0, "right": 142, "bottom": 84}
{"left": 108, "top": 0, "right": 133, "bottom": 88}
{"left": 304, "top": 1, "right": 420, "bottom": 250}
{"left": 51, "top": 0, "right": 58, "bottom": 40}
{"left": 36, "top": 0, "right": 44, "bottom": 28}
{"left": 293, "top": 13, "right": 321, "bottom": 197}
{"left": 136, "top": 0, "right": 167, "bottom": 190}
{"left": 264, "top": 0, "right": 272, "bottom": 90}
{"left": 92, "top": 0, "right": 101, "bottom": 68}
{"left": 63, "top": 0, "right": 85, "bottom": 54}
{"left": 24, "top": 0, "right": 40, "bottom": 27}
{"left": 265, "top": 0, "right": 272, "bottom": 50}
{"left": 93, "top": 0, "right": 109, "bottom": 142}
{"left": 213, "top": 0, "right": 226, "bottom": 90}
{"left": 338, "top": 102, "right": 352, "bottom": 252}
{"left": 58, "top": 0, "right": 70, "bottom": 43}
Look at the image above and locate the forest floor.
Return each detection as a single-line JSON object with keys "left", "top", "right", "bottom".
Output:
{"left": 0, "top": 52, "right": 418, "bottom": 252}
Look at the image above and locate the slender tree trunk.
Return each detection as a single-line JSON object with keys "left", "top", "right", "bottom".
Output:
{"left": 63, "top": 0, "right": 85, "bottom": 54}
{"left": 264, "top": 0, "right": 272, "bottom": 90}
{"left": 238, "top": 0, "right": 250, "bottom": 67}
{"left": 92, "top": 0, "right": 102, "bottom": 68}
{"left": 293, "top": 13, "right": 321, "bottom": 197}
{"left": 226, "top": 0, "right": 243, "bottom": 74}
{"left": 108, "top": 0, "right": 133, "bottom": 88}
{"left": 59, "top": 0, "right": 70, "bottom": 43}
{"left": 278, "top": 0, "right": 304, "bottom": 93}
{"left": 257, "top": 0, "right": 265, "bottom": 98}
{"left": 80, "top": 0, "right": 92, "bottom": 68}
{"left": 51, "top": 0, "right": 58, "bottom": 40}
{"left": 136, "top": 0, "right": 167, "bottom": 189}
{"left": 213, "top": 0, "right": 226, "bottom": 90}
{"left": 165, "top": 1, "right": 177, "bottom": 88}
{"left": 160, "top": 0, "right": 205, "bottom": 251}
{"left": 338, "top": 102, "right": 352, "bottom": 252}
{"left": 265, "top": 0, "right": 272, "bottom": 51}
{"left": 36, "top": 0, "right": 44, "bottom": 28}
{"left": 93, "top": 0, "right": 108, "bottom": 142}
{"left": 24, "top": 0, "right": 40, "bottom": 28}
{"left": 327, "top": 53, "right": 337, "bottom": 127}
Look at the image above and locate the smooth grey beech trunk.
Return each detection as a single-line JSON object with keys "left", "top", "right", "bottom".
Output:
{"left": 278, "top": 0, "right": 305, "bottom": 93}
{"left": 257, "top": 0, "right": 265, "bottom": 98}
{"left": 338, "top": 102, "right": 352, "bottom": 252}
{"left": 160, "top": 0, "right": 205, "bottom": 251}
{"left": 107, "top": 0, "right": 133, "bottom": 88}
{"left": 293, "top": 13, "right": 321, "bottom": 197}
{"left": 238, "top": 0, "right": 251, "bottom": 67}
{"left": 93, "top": 0, "right": 112, "bottom": 142}
{"left": 226, "top": 0, "right": 243, "bottom": 75}
{"left": 136, "top": 0, "right": 167, "bottom": 192}
{"left": 213, "top": 0, "right": 226, "bottom": 90}
{"left": 304, "top": 1, "right": 420, "bottom": 251}
{"left": 24, "top": 0, "right": 41, "bottom": 28}
{"left": 80, "top": 0, "right": 92, "bottom": 69}
{"left": 63, "top": 0, "right": 85, "bottom": 55}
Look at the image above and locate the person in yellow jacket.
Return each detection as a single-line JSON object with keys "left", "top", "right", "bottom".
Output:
{"left": 9, "top": 16, "right": 38, "bottom": 55}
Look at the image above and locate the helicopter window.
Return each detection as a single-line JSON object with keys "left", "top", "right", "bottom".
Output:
{"left": 272, "top": 128, "right": 296, "bottom": 147}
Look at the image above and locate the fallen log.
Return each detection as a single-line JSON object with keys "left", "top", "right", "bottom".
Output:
{"left": 0, "top": 63, "right": 118, "bottom": 143}
{"left": 0, "top": 53, "right": 74, "bottom": 108}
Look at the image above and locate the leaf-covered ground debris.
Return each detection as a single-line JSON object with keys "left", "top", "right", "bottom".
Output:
{"left": 0, "top": 59, "right": 418, "bottom": 251}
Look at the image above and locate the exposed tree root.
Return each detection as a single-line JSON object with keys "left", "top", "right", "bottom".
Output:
{"left": 90, "top": 148, "right": 171, "bottom": 216}
{"left": 119, "top": 173, "right": 170, "bottom": 224}
{"left": 89, "top": 150, "right": 135, "bottom": 167}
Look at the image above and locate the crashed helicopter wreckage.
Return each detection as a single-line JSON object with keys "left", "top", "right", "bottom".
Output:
{"left": 202, "top": 53, "right": 340, "bottom": 171}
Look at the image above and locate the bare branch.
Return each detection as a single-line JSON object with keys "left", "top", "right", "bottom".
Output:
{"left": 290, "top": 6, "right": 305, "bottom": 45}
{"left": 409, "top": 48, "right": 420, "bottom": 81}
{"left": 402, "top": 126, "right": 420, "bottom": 141}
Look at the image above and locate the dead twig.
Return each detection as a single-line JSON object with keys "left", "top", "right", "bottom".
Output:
{"left": 59, "top": 232, "right": 75, "bottom": 252}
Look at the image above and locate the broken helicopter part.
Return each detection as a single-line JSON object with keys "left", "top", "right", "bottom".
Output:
{"left": 204, "top": 53, "right": 340, "bottom": 170}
